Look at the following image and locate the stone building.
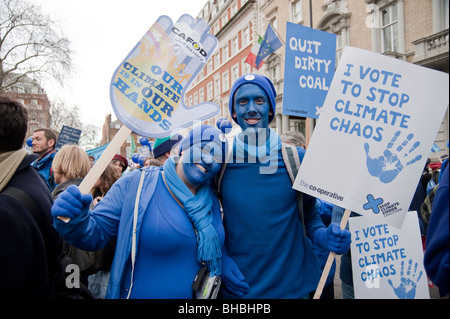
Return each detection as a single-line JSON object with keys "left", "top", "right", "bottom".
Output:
{"left": 100, "top": 113, "right": 153, "bottom": 161}
{"left": 2, "top": 74, "right": 52, "bottom": 139}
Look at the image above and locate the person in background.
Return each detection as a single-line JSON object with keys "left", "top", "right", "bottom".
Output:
{"left": 0, "top": 95, "right": 62, "bottom": 298}
{"left": 152, "top": 134, "right": 183, "bottom": 165}
{"left": 144, "top": 158, "right": 163, "bottom": 168}
{"left": 50, "top": 144, "right": 93, "bottom": 287}
{"left": 424, "top": 164, "right": 449, "bottom": 298}
{"left": 31, "top": 128, "right": 58, "bottom": 191}
{"left": 88, "top": 164, "right": 122, "bottom": 298}
{"left": 111, "top": 154, "right": 128, "bottom": 175}
{"left": 88, "top": 155, "right": 95, "bottom": 168}
{"left": 51, "top": 144, "right": 91, "bottom": 199}
{"left": 281, "top": 130, "right": 307, "bottom": 162}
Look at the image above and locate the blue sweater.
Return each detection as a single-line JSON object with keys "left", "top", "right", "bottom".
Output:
{"left": 424, "top": 164, "right": 449, "bottom": 297}
{"left": 220, "top": 145, "right": 323, "bottom": 298}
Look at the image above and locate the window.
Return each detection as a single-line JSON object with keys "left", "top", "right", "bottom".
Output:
{"left": 215, "top": 77, "right": 221, "bottom": 97}
{"left": 232, "top": 64, "right": 240, "bottom": 84}
{"left": 242, "top": 27, "right": 250, "bottom": 47}
{"left": 223, "top": 44, "right": 229, "bottom": 62}
{"left": 336, "top": 33, "right": 343, "bottom": 65}
{"left": 215, "top": 53, "right": 220, "bottom": 69}
{"left": 222, "top": 71, "right": 229, "bottom": 92}
{"left": 194, "top": 92, "right": 198, "bottom": 105}
{"left": 223, "top": 13, "right": 228, "bottom": 26}
{"left": 199, "top": 88, "right": 204, "bottom": 103}
{"left": 381, "top": 3, "right": 398, "bottom": 53}
{"left": 207, "top": 82, "right": 213, "bottom": 100}
{"left": 292, "top": 0, "right": 302, "bottom": 23}
{"left": 270, "top": 17, "right": 277, "bottom": 31}
{"left": 231, "top": 3, "right": 238, "bottom": 16}
{"left": 223, "top": 102, "right": 230, "bottom": 119}
{"left": 269, "top": 64, "right": 279, "bottom": 83}
{"left": 232, "top": 36, "right": 239, "bottom": 55}
{"left": 242, "top": 58, "right": 251, "bottom": 74}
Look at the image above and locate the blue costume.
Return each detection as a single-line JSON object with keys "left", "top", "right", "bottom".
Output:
{"left": 220, "top": 132, "right": 323, "bottom": 298}
{"left": 219, "top": 74, "right": 351, "bottom": 299}
{"left": 52, "top": 125, "right": 247, "bottom": 299}
{"left": 54, "top": 167, "right": 223, "bottom": 298}
{"left": 424, "top": 164, "right": 449, "bottom": 297}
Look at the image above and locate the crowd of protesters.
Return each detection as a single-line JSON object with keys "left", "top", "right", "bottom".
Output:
{"left": 0, "top": 72, "right": 448, "bottom": 300}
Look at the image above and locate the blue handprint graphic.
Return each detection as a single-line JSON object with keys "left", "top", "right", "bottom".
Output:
{"left": 388, "top": 259, "right": 423, "bottom": 299}
{"left": 364, "top": 131, "right": 422, "bottom": 183}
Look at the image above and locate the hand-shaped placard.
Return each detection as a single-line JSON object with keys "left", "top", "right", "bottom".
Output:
{"left": 110, "top": 15, "right": 219, "bottom": 137}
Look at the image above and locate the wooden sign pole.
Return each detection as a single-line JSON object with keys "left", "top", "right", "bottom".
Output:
{"left": 58, "top": 125, "right": 132, "bottom": 223}
{"left": 313, "top": 208, "right": 351, "bottom": 299}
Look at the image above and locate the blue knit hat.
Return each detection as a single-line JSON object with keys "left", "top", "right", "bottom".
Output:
{"left": 179, "top": 125, "right": 228, "bottom": 162}
{"left": 228, "top": 74, "right": 277, "bottom": 124}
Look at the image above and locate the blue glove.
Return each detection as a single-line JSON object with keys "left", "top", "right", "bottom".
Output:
{"left": 221, "top": 255, "right": 249, "bottom": 296}
{"left": 313, "top": 223, "right": 351, "bottom": 255}
{"left": 51, "top": 185, "right": 92, "bottom": 219}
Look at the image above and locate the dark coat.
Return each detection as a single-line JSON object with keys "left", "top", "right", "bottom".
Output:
{"left": 0, "top": 154, "right": 63, "bottom": 299}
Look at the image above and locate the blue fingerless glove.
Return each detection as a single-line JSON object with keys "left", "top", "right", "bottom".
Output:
{"left": 51, "top": 185, "right": 93, "bottom": 219}
{"left": 313, "top": 223, "right": 351, "bottom": 255}
{"left": 221, "top": 255, "right": 249, "bottom": 296}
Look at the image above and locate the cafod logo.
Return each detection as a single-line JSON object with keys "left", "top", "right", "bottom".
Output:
{"left": 171, "top": 24, "right": 208, "bottom": 62}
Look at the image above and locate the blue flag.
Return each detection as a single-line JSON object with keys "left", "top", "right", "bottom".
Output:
{"left": 255, "top": 24, "right": 283, "bottom": 67}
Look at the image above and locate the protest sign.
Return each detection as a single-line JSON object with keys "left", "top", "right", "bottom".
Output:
{"left": 293, "top": 46, "right": 449, "bottom": 228}
{"left": 110, "top": 14, "right": 219, "bottom": 138}
{"left": 282, "top": 22, "right": 336, "bottom": 119}
{"left": 58, "top": 15, "right": 218, "bottom": 222}
{"left": 55, "top": 125, "right": 82, "bottom": 148}
{"left": 349, "top": 212, "right": 430, "bottom": 299}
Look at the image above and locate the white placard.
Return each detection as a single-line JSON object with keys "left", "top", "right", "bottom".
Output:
{"left": 293, "top": 46, "right": 449, "bottom": 228}
{"left": 349, "top": 212, "right": 430, "bottom": 299}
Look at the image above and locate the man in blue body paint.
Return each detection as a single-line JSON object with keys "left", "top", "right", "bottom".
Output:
{"left": 218, "top": 74, "right": 351, "bottom": 299}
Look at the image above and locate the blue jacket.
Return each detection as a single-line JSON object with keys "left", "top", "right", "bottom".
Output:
{"left": 55, "top": 166, "right": 221, "bottom": 299}
{"left": 31, "top": 150, "right": 57, "bottom": 191}
{"left": 424, "top": 164, "right": 449, "bottom": 297}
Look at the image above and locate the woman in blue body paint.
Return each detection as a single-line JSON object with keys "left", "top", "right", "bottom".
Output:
{"left": 51, "top": 125, "right": 249, "bottom": 299}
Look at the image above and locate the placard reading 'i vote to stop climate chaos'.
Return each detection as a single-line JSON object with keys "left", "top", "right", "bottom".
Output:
{"left": 293, "top": 46, "right": 449, "bottom": 228}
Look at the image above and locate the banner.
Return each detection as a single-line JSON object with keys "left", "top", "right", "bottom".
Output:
{"left": 110, "top": 15, "right": 220, "bottom": 138}
{"left": 349, "top": 212, "right": 430, "bottom": 299}
{"left": 55, "top": 125, "right": 82, "bottom": 148}
{"left": 293, "top": 46, "right": 449, "bottom": 228}
{"left": 282, "top": 22, "right": 336, "bottom": 119}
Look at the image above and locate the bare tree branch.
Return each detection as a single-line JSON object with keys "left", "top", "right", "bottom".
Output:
{"left": 0, "top": 0, "right": 73, "bottom": 93}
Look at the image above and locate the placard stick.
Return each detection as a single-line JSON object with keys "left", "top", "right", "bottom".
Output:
{"left": 58, "top": 125, "right": 132, "bottom": 223}
{"left": 313, "top": 208, "right": 351, "bottom": 299}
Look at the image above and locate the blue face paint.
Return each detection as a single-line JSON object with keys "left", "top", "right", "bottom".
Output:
{"left": 233, "top": 83, "right": 271, "bottom": 131}
{"left": 181, "top": 141, "right": 222, "bottom": 186}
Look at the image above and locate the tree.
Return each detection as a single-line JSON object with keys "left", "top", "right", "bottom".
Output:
{"left": 50, "top": 98, "right": 99, "bottom": 147}
{"left": 0, "top": 0, "right": 72, "bottom": 93}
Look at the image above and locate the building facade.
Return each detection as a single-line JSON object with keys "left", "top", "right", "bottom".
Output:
{"left": 186, "top": 0, "right": 449, "bottom": 160}
{"left": 2, "top": 75, "right": 52, "bottom": 139}
{"left": 100, "top": 113, "right": 153, "bottom": 161}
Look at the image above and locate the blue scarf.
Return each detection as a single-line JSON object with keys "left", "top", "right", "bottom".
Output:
{"left": 163, "top": 156, "right": 222, "bottom": 276}
{"left": 234, "top": 128, "right": 281, "bottom": 174}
